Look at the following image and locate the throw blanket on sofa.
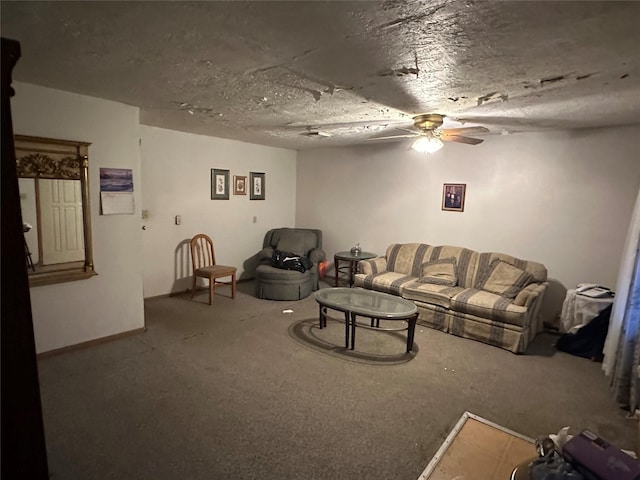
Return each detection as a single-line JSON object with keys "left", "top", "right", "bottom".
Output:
{"left": 271, "top": 249, "right": 313, "bottom": 273}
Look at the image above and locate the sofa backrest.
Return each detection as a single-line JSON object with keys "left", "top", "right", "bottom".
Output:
{"left": 383, "top": 243, "right": 547, "bottom": 290}
{"left": 475, "top": 252, "right": 548, "bottom": 287}
{"left": 425, "top": 245, "right": 480, "bottom": 289}
{"left": 385, "top": 243, "right": 432, "bottom": 276}
{"left": 263, "top": 228, "right": 322, "bottom": 256}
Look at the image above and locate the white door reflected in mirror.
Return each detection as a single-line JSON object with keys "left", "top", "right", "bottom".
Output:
{"left": 15, "top": 134, "right": 96, "bottom": 287}
{"left": 39, "top": 179, "right": 85, "bottom": 265}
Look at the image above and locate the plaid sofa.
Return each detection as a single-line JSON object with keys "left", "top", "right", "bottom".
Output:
{"left": 353, "top": 243, "right": 548, "bottom": 353}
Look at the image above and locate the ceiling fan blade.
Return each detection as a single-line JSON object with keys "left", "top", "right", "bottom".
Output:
{"left": 395, "top": 127, "right": 417, "bottom": 134}
{"left": 441, "top": 134, "right": 484, "bottom": 145}
{"left": 455, "top": 116, "right": 541, "bottom": 128}
{"left": 366, "top": 134, "right": 419, "bottom": 141}
{"left": 440, "top": 126, "right": 490, "bottom": 135}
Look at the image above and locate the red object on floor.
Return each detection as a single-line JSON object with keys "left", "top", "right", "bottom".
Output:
{"left": 318, "top": 260, "right": 327, "bottom": 279}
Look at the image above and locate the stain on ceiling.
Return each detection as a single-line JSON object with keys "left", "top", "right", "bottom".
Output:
{"left": 2, "top": 1, "right": 640, "bottom": 150}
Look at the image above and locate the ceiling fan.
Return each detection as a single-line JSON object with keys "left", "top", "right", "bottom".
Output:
{"left": 367, "top": 113, "right": 490, "bottom": 153}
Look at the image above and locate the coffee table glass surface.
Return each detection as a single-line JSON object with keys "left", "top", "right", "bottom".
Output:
{"left": 315, "top": 287, "right": 418, "bottom": 352}
{"left": 315, "top": 287, "right": 417, "bottom": 318}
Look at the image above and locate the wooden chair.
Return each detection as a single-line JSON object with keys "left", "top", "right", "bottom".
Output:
{"left": 189, "top": 234, "right": 236, "bottom": 305}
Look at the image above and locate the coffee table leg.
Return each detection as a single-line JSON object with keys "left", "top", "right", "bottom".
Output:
{"left": 407, "top": 314, "right": 418, "bottom": 353}
{"left": 350, "top": 312, "right": 356, "bottom": 350}
{"left": 318, "top": 304, "right": 325, "bottom": 329}
{"left": 344, "top": 311, "right": 350, "bottom": 348}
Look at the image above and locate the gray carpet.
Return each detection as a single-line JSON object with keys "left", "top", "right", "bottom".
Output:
{"left": 37, "top": 281, "right": 637, "bottom": 479}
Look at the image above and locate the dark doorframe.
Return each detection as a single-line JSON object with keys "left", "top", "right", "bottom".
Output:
{"left": 1, "top": 37, "right": 50, "bottom": 479}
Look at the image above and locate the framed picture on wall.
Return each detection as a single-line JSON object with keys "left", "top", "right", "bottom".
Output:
{"left": 233, "top": 175, "right": 247, "bottom": 195}
{"left": 442, "top": 183, "right": 466, "bottom": 212}
{"left": 250, "top": 172, "right": 265, "bottom": 200}
{"left": 211, "top": 169, "right": 230, "bottom": 200}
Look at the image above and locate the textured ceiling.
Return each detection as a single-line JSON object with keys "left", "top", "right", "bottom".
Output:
{"left": 2, "top": 1, "right": 640, "bottom": 150}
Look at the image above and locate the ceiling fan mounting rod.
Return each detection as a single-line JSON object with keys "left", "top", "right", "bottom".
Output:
{"left": 413, "top": 113, "right": 444, "bottom": 131}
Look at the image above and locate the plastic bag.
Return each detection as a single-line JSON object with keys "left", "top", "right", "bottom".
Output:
{"left": 270, "top": 249, "right": 312, "bottom": 273}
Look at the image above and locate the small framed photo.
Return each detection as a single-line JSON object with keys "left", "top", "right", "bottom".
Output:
{"left": 442, "top": 183, "right": 466, "bottom": 212}
{"left": 211, "top": 169, "right": 230, "bottom": 200}
{"left": 233, "top": 175, "right": 247, "bottom": 195}
{"left": 250, "top": 172, "right": 265, "bottom": 200}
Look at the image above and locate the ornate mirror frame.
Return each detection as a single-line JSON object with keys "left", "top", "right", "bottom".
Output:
{"left": 15, "top": 134, "right": 97, "bottom": 286}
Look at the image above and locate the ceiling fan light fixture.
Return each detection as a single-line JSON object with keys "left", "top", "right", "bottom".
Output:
{"left": 411, "top": 136, "right": 444, "bottom": 153}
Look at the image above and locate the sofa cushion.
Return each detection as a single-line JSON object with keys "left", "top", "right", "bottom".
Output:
{"left": 476, "top": 252, "right": 547, "bottom": 285}
{"left": 419, "top": 257, "right": 458, "bottom": 286}
{"left": 354, "top": 272, "right": 417, "bottom": 296}
{"left": 425, "top": 246, "right": 479, "bottom": 288}
{"left": 451, "top": 289, "right": 529, "bottom": 327}
{"left": 402, "top": 281, "right": 465, "bottom": 309}
{"left": 477, "top": 260, "right": 534, "bottom": 299}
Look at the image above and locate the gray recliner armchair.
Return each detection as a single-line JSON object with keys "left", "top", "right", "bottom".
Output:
{"left": 255, "top": 228, "right": 326, "bottom": 300}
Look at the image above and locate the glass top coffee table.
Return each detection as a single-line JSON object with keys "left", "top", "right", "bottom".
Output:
{"left": 314, "top": 287, "right": 418, "bottom": 353}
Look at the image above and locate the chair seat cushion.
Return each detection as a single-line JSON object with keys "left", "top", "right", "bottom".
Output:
{"left": 256, "top": 264, "right": 311, "bottom": 284}
{"left": 195, "top": 265, "right": 236, "bottom": 276}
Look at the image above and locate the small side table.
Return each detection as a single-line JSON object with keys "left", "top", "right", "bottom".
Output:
{"left": 334, "top": 250, "right": 376, "bottom": 287}
{"left": 559, "top": 289, "right": 615, "bottom": 334}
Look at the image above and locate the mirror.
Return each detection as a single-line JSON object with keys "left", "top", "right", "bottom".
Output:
{"left": 15, "top": 135, "right": 96, "bottom": 287}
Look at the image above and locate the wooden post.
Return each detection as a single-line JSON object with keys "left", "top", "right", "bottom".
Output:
{"left": 1, "top": 36, "right": 50, "bottom": 479}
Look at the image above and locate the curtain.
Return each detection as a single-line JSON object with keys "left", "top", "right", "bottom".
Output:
{"left": 609, "top": 248, "right": 640, "bottom": 408}
{"left": 603, "top": 187, "right": 640, "bottom": 409}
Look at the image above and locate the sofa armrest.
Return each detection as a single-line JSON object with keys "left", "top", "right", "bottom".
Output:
{"left": 513, "top": 282, "right": 548, "bottom": 334}
{"left": 513, "top": 282, "right": 546, "bottom": 308}
{"left": 309, "top": 248, "right": 326, "bottom": 265}
{"left": 358, "top": 256, "right": 388, "bottom": 275}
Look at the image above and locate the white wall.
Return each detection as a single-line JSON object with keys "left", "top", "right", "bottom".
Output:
{"left": 12, "top": 82, "right": 144, "bottom": 353}
{"left": 296, "top": 125, "right": 640, "bottom": 319}
{"left": 140, "top": 126, "right": 297, "bottom": 298}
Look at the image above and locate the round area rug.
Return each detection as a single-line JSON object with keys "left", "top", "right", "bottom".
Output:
{"left": 288, "top": 317, "right": 418, "bottom": 366}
